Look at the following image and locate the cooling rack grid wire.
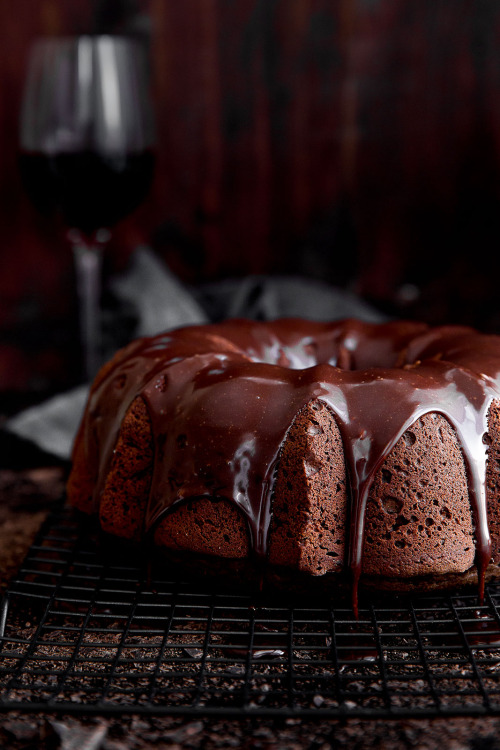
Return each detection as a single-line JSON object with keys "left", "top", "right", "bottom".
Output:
{"left": 1, "top": 505, "right": 500, "bottom": 718}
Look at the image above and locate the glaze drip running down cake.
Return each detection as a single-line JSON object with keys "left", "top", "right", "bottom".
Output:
{"left": 67, "top": 319, "right": 500, "bottom": 613}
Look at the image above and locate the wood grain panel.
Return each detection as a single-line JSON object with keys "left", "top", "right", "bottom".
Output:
{"left": 2, "top": 0, "right": 500, "bottom": 390}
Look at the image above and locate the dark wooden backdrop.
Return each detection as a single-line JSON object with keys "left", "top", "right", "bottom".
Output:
{"left": 2, "top": 0, "right": 500, "bottom": 392}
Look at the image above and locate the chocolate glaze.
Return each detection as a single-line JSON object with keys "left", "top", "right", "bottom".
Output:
{"left": 81, "top": 319, "right": 500, "bottom": 613}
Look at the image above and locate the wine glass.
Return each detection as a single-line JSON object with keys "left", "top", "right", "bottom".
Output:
{"left": 19, "top": 36, "right": 155, "bottom": 381}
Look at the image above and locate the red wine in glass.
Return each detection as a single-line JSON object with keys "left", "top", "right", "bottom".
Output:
{"left": 19, "top": 36, "right": 155, "bottom": 381}
{"left": 19, "top": 149, "right": 154, "bottom": 235}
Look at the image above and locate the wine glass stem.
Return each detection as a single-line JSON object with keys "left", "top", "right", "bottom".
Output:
{"left": 72, "top": 242, "right": 103, "bottom": 382}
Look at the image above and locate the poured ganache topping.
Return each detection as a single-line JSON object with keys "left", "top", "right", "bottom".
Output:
{"left": 84, "top": 318, "right": 500, "bottom": 610}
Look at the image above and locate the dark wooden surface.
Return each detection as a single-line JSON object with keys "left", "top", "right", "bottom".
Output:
{"left": 3, "top": 0, "right": 500, "bottom": 392}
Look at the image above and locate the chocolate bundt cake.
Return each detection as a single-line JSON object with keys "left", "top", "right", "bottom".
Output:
{"left": 67, "top": 318, "right": 500, "bottom": 612}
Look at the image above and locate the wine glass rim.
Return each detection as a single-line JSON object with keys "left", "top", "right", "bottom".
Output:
{"left": 30, "top": 35, "right": 144, "bottom": 49}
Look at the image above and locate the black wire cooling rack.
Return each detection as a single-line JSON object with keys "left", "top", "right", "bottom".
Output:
{"left": 1, "top": 504, "right": 500, "bottom": 719}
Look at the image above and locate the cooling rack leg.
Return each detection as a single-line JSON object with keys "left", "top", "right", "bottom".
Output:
{"left": 0, "top": 594, "right": 9, "bottom": 639}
